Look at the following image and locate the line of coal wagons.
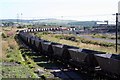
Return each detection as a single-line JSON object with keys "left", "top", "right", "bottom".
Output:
{"left": 18, "top": 28, "right": 120, "bottom": 78}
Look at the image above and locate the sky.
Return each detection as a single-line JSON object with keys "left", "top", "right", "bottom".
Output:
{"left": 0, "top": 0, "right": 120, "bottom": 21}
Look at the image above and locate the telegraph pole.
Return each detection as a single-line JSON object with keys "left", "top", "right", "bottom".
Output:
{"left": 21, "top": 13, "right": 23, "bottom": 26}
{"left": 113, "top": 13, "right": 120, "bottom": 53}
{"left": 116, "top": 13, "right": 118, "bottom": 52}
{"left": 17, "top": 13, "right": 19, "bottom": 24}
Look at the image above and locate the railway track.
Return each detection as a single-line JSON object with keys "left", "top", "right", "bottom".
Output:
{"left": 17, "top": 28, "right": 120, "bottom": 79}
{"left": 17, "top": 34, "right": 85, "bottom": 80}
{"left": 17, "top": 34, "right": 114, "bottom": 80}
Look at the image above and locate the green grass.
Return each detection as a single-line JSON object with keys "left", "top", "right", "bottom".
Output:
{"left": 35, "top": 33, "right": 119, "bottom": 54}
{"left": 20, "top": 49, "right": 54, "bottom": 78}
{"left": 2, "top": 65, "right": 36, "bottom": 78}
{"left": 77, "top": 37, "right": 115, "bottom": 47}
{"left": 1, "top": 27, "right": 38, "bottom": 78}
{"left": 91, "top": 33, "right": 120, "bottom": 39}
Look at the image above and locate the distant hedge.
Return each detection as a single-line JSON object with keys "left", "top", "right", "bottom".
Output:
{"left": 80, "top": 38, "right": 114, "bottom": 47}
{"left": 55, "top": 34, "right": 115, "bottom": 47}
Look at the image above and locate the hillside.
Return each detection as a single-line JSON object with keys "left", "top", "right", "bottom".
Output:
{"left": 0, "top": 19, "right": 98, "bottom": 27}
{"left": 68, "top": 21, "right": 97, "bottom": 27}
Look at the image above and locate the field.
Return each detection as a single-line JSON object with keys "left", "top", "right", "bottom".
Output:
{"left": 91, "top": 33, "right": 120, "bottom": 39}
{"left": 1, "top": 26, "right": 119, "bottom": 79}
{"left": 35, "top": 32, "right": 120, "bottom": 54}
{"left": 1, "top": 27, "right": 61, "bottom": 79}
{"left": 1, "top": 27, "right": 37, "bottom": 78}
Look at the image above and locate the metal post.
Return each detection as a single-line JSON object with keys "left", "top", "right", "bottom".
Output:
{"left": 17, "top": 14, "right": 19, "bottom": 24}
{"left": 21, "top": 13, "right": 22, "bottom": 26}
{"left": 116, "top": 13, "right": 118, "bottom": 52}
